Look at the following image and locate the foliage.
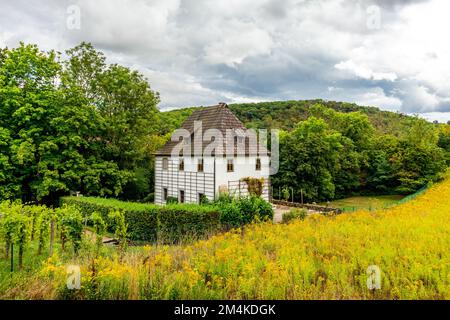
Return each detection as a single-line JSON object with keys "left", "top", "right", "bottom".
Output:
{"left": 36, "top": 207, "right": 52, "bottom": 255}
{"left": 0, "top": 42, "right": 159, "bottom": 204}
{"left": 3, "top": 172, "right": 450, "bottom": 300}
{"left": 282, "top": 208, "right": 308, "bottom": 223}
{"left": 166, "top": 196, "right": 178, "bottom": 204}
{"left": 60, "top": 195, "right": 273, "bottom": 243}
{"left": 0, "top": 201, "right": 31, "bottom": 268}
{"left": 218, "top": 196, "right": 274, "bottom": 228}
{"left": 58, "top": 205, "right": 84, "bottom": 254}
{"left": 61, "top": 196, "right": 159, "bottom": 242}
{"left": 108, "top": 210, "right": 128, "bottom": 252}
{"left": 90, "top": 212, "right": 107, "bottom": 252}
{"left": 157, "top": 205, "right": 221, "bottom": 244}
{"left": 240, "top": 177, "right": 265, "bottom": 197}
{"left": 273, "top": 117, "right": 343, "bottom": 202}
{"left": 164, "top": 102, "right": 448, "bottom": 202}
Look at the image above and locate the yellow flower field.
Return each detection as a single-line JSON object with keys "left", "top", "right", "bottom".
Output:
{"left": 3, "top": 173, "right": 450, "bottom": 300}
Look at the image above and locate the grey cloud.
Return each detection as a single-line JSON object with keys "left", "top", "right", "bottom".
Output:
{"left": 0, "top": 0, "right": 449, "bottom": 121}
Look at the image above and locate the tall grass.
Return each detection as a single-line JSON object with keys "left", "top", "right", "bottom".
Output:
{"left": 2, "top": 173, "right": 450, "bottom": 299}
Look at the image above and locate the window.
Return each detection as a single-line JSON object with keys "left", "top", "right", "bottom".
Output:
{"left": 197, "top": 158, "right": 204, "bottom": 172}
{"left": 256, "top": 158, "right": 261, "bottom": 171}
{"left": 227, "top": 159, "right": 234, "bottom": 172}
{"left": 162, "top": 158, "right": 168, "bottom": 170}
{"left": 179, "top": 159, "right": 184, "bottom": 171}
{"left": 163, "top": 188, "right": 168, "bottom": 201}
{"left": 179, "top": 190, "right": 185, "bottom": 203}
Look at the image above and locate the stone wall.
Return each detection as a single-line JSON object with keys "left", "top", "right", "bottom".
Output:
{"left": 272, "top": 199, "right": 342, "bottom": 215}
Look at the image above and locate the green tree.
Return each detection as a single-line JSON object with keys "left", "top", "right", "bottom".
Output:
{"left": 64, "top": 43, "right": 161, "bottom": 200}
{"left": 0, "top": 43, "right": 135, "bottom": 203}
{"left": 273, "top": 117, "right": 342, "bottom": 202}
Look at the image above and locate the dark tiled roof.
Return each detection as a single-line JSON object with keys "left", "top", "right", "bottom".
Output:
{"left": 156, "top": 103, "right": 269, "bottom": 156}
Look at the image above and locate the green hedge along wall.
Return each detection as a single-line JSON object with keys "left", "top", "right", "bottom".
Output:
{"left": 61, "top": 196, "right": 220, "bottom": 243}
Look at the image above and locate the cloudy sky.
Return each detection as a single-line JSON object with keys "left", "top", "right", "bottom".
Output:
{"left": 1, "top": 0, "right": 450, "bottom": 122}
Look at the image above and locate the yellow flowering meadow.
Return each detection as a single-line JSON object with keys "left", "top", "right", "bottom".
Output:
{"left": 4, "top": 173, "right": 450, "bottom": 299}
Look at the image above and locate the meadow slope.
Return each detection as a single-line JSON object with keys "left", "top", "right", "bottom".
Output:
{"left": 3, "top": 174, "right": 450, "bottom": 300}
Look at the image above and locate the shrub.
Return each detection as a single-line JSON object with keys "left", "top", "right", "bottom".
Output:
{"left": 0, "top": 202, "right": 31, "bottom": 268}
{"left": 60, "top": 197, "right": 159, "bottom": 242}
{"left": 60, "top": 197, "right": 220, "bottom": 243}
{"left": 218, "top": 202, "right": 242, "bottom": 229}
{"left": 90, "top": 212, "right": 107, "bottom": 252}
{"left": 241, "top": 177, "right": 265, "bottom": 197}
{"left": 166, "top": 196, "right": 178, "bottom": 204}
{"left": 59, "top": 205, "right": 84, "bottom": 254}
{"left": 218, "top": 196, "right": 274, "bottom": 227}
{"left": 61, "top": 195, "right": 273, "bottom": 244}
{"left": 36, "top": 208, "right": 52, "bottom": 255}
{"left": 108, "top": 210, "right": 128, "bottom": 252}
{"left": 158, "top": 204, "right": 221, "bottom": 243}
{"left": 282, "top": 208, "right": 308, "bottom": 223}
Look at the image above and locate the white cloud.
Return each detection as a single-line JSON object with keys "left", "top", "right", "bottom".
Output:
{"left": 1, "top": 0, "right": 450, "bottom": 121}
{"left": 335, "top": 60, "right": 398, "bottom": 81}
{"left": 204, "top": 23, "right": 273, "bottom": 67}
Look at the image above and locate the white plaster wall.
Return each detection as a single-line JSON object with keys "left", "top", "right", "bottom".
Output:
{"left": 154, "top": 155, "right": 270, "bottom": 204}
{"left": 214, "top": 155, "right": 270, "bottom": 201}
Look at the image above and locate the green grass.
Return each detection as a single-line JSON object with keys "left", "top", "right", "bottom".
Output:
{"left": 321, "top": 195, "right": 405, "bottom": 212}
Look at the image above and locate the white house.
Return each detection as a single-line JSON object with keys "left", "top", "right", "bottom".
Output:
{"left": 154, "top": 103, "right": 270, "bottom": 204}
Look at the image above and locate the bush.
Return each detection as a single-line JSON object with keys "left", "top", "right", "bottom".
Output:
{"left": 57, "top": 205, "right": 84, "bottom": 254}
{"left": 61, "top": 197, "right": 159, "bottom": 242}
{"left": 61, "top": 197, "right": 220, "bottom": 243}
{"left": 166, "top": 196, "right": 178, "bottom": 204}
{"left": 158, "top": 204, "right": 221, "bottom": 243}
{"left": 218, "top": 196, "right": 274, "bottom": 228}
{"left": 282, "top": 208, "right": 308, "bottom": 223}
{"left": 61, "top": 195, "right": 274, "bottom": 243}
{"left": 218, "top": 202, "right": 242, "bottom": 229}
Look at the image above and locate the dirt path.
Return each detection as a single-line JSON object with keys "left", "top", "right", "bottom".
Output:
{"left": 83, "top": 229, "right": 117, "bottom": 244}
{"left": 272, "top": 204, "right": 323, "bottom": 223}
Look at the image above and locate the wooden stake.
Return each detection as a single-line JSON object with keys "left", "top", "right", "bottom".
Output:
{"left": 49, "top": 219, "right": 55, "bottom": 256}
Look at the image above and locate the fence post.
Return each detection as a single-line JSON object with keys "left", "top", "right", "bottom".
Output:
{"left": 10, "top": 243, "right": 13, "bottom": 273}
{"left": 49, "top": 219, "right": 55, "bottom": 256}
{"left": 291, "top": 187, "right": 294, "bottom": 203}
{"left": 301, "top": 189, "right": 304, "bottom": 204}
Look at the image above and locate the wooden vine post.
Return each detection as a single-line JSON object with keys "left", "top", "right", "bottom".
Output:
{"left": 49, "top": 219, "right": 55, "bottom": 256}
{"left": 10, "top": 243, "right": 13, "bottom": 273}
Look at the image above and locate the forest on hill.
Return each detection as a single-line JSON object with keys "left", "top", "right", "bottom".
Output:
{"left": 1, "top": 42, "right": 449, "bottom": 204}
{"left": 163, "top": 101, "right": 450, "bottom": 201}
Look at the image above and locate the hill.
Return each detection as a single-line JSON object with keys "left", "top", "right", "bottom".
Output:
{"left": 160, "top": 99, "right": 419, "bottom": 136}
{"left": 158, "top": 100, "right": 449, "bottom": 200}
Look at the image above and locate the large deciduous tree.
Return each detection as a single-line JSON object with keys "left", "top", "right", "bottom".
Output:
{"left": 0, "top": 43, "right": 159, "bottom": 204}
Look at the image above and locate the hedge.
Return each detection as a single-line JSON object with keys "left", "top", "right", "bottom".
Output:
{"left": 60, "top": 197, "right": 220, "bottom": 243}
{"left": 61, "top": 195, "right": 273, "bottom": 243}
